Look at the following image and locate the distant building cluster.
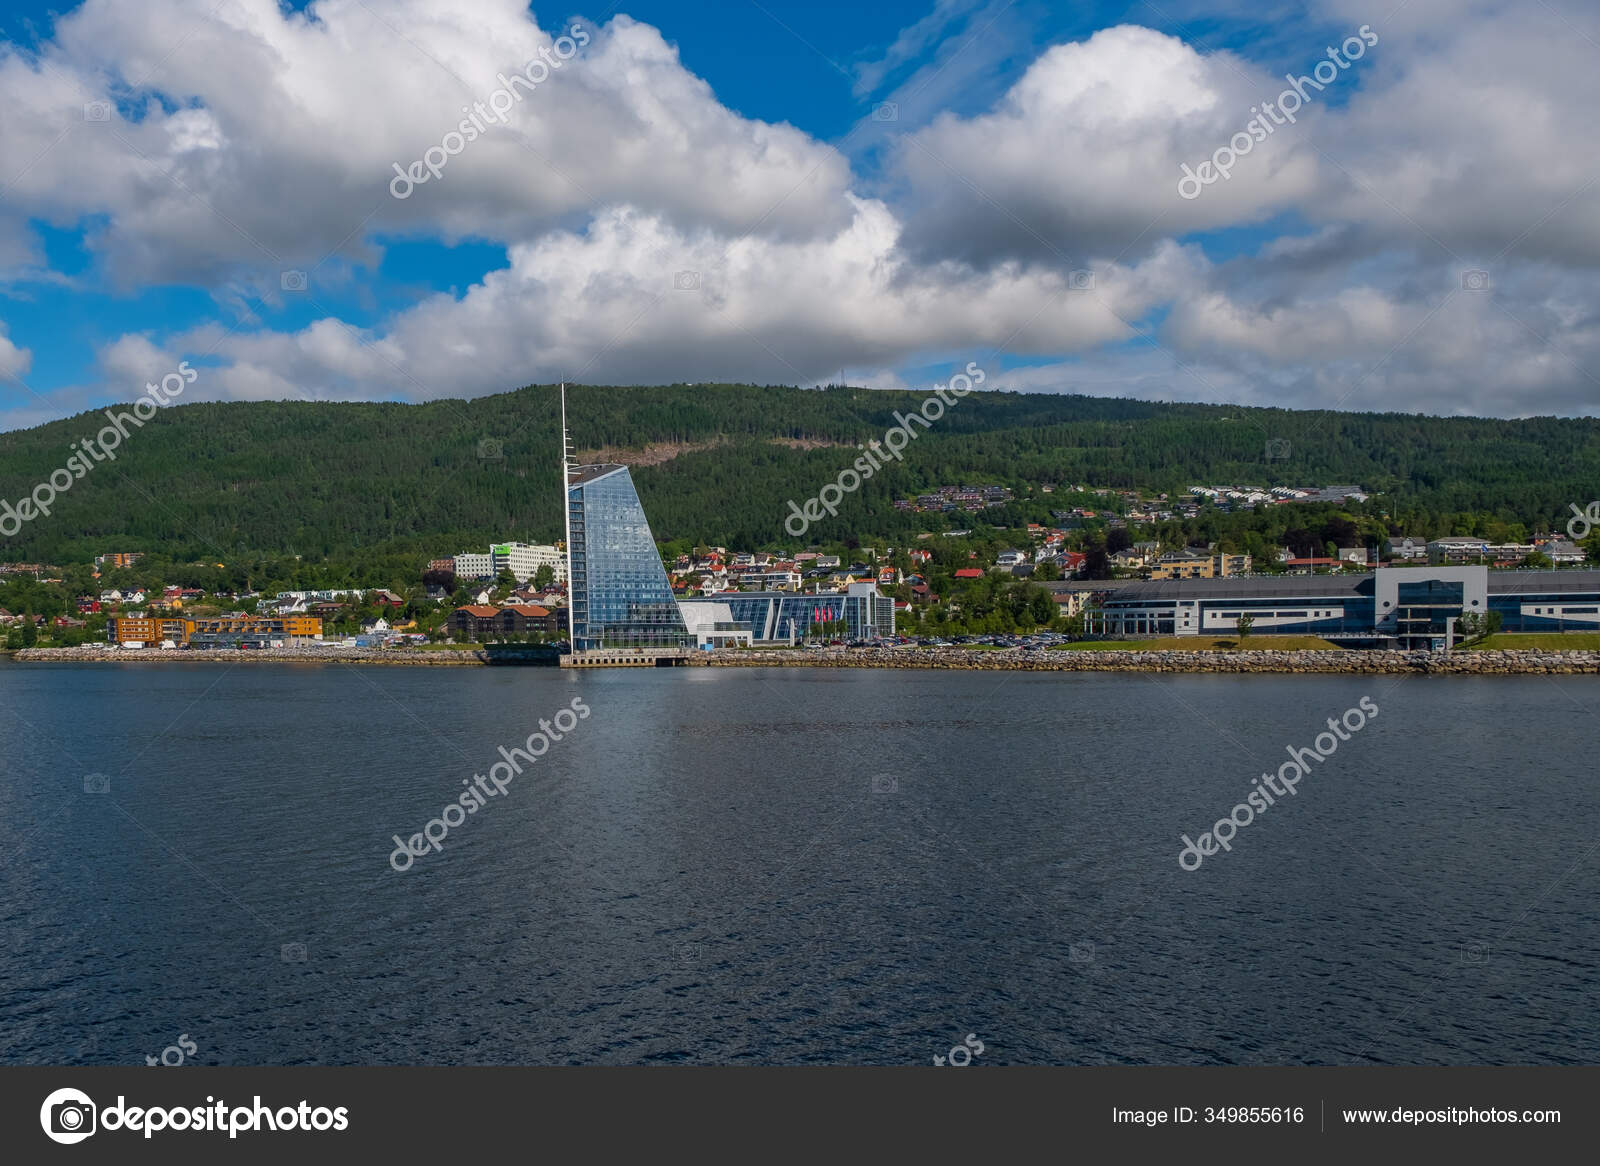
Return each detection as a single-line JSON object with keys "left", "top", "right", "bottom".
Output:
{"left": 93, "top": 551, "right": 144, "bottom": 571}
{"left": 1188, "top": 484, "right": 1371, "bottom": 506}
{"left": 668, "top": 548, "right": 901, "bottom": 597}
{"left": 894, "top": 484, "right": 1013, "bottom": 512}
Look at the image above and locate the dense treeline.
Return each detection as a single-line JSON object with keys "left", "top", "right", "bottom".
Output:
{"left": 1, "top": 382, "right": 1597, "bottom": 565}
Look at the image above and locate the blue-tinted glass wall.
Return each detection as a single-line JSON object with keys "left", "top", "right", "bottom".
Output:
{"left": 566, "top": 466, "right": 691, "bottom": 651}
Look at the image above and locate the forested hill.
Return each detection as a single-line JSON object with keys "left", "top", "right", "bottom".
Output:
{"left": 0, "top": 381, "right": 1595, "bottom": 563}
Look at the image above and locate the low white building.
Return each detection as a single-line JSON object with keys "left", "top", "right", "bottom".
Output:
{"left": 678, "top": 601, "right": 753, "bottom": 650}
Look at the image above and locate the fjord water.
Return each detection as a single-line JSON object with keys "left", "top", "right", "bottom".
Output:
{"left": 1, "top": 661, "right": 1595, "bottom": 1066}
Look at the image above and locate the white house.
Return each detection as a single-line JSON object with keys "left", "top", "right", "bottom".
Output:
{"left": 1384, "top": 535, "right": 1428, "bottom": 561}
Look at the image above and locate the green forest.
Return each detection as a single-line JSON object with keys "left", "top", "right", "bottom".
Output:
{"left": 1, "top": 381, "right": 1596, "bottom": 571}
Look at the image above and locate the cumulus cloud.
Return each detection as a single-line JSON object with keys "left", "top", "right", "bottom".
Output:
{"left": 168, "top": 204, "right": 1201, "bottom": 400}
{"left": 3, "top": 0, "right": 1600, "bottom": 425}
{"left": 893, "top": 25, "right": 1322, "bottom": 266}
{"left": 0, "top": 0, "right": 855, "bottom": 287}
{"left": 0, "top": 323, "right": 32, "bottom": 380}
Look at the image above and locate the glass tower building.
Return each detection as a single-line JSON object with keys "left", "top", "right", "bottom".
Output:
{"left": 565, "top": 463, "right": 692, "bottom": 653}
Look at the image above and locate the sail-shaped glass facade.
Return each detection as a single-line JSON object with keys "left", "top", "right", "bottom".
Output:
{"left": 566, "top": 464, "right": 692, "bottom": 652}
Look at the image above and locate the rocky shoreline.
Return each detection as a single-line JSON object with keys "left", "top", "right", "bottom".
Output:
{"left": 687, "top": 647, "right": 1600, "bottom": 674}
{"left": 7, "top": 644, "right": 488, "bottom": 665}
{"left": 8, "top": 644, "right": 1600, "bottom": 673}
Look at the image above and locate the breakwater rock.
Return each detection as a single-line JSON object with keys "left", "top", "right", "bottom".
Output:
{"left": 686, "top": 647, "right": 1600, "bottom": 674}
{"left": 10, "top": 645, "right": 489, "bottom": 665}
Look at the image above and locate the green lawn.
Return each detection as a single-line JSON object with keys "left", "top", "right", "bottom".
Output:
{"left": 1052, "top": 635, "right": 1343, "bottom": 652}
{"left": 1465, "top": 632, "right": 1600, "bottom": 651}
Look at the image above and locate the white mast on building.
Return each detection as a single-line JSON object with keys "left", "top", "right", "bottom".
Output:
{"left": 560, "top": 383, "right": 575, "bottom": 645}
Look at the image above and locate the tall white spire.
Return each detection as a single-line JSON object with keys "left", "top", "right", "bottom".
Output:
{"left": 560, "top": 382, "right": 575, "bottom": 645}
{"left": 559, "top": 381, "right": 572, "bottom": 484}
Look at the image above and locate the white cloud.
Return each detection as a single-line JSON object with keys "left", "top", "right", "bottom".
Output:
{"left": 0, "top": 323, "right": 32, "bottom": 379}
{"left": 3, "top": 0, "right": 1600, "bottom": 425}
{"left": 0, "top": 0, "right": 855, "bottom": 287}
{"left": 165, "top": 203, "right": 1200, "bottom": 400}
{"left": 894, "top": 25, "right": 1322, "bottom": 265}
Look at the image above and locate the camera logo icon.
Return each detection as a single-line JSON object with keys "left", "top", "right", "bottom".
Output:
{"left": 83, "top": 773, "right": 110, "bottom": 794}
{"left": 1461, "top": 269, "right": 1490, "bottom": 291}
{"left": 673, "top": 270, "right": 701, "bottom": 291}
{"left": 871, "top": 773, "right": 898, "bottom": 795}
{"left": 40, "top": 1087, "right": 97, "bottom": 1144}
{"left": 871, "top": 102, "right": 899, "bottom": 122}
{"left": 281, "top": 942, "right": 307, "bottom": 963}
{"left": 477, "top": 437, "right": 504, "bottom": 461}
{"left": 83, "top": 101, "right": 110, "bottom": 123}
{"left": 1068, "top": 269, "right": 1095, "bottom": 291}
{"left": 280, "top": 269, "right": 308, "bottom": 292}
{"left": 1264, "top": 437, "right": 1291, "bottom": 460}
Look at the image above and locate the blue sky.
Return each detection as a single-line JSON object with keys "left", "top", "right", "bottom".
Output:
{"left": 0, "top": 0, "right": 1596, "bottom": 427}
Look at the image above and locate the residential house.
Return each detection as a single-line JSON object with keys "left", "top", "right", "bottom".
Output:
{"left": 1428, "top": 537, "right": 1488, "bottom": 564}
{"left": 1283, "top": 557, "right": 1342, "bottom": 573}
{"left": 1540, "top": 539, "right": 1587, "bottom": 565}
{"left": 1384, "top": 535, "right": 1428, "bottom": 561}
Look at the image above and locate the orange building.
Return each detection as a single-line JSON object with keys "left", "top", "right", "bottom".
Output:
{"left": 188, "top": 615, "right": 323, "bottom": 647}
{"left": 95, "top": 552, "right": 145, "bottom": 570}
{"left": 106, "top": 616, "right": 192, "bottom": 646}
{"left": 106, "top": 614, "right": 322, "bottom": 648}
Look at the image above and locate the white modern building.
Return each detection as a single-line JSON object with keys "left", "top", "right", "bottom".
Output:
{"left": 453, "top": 552, "right": 494, "bottom": 580}
{"left": 451, "top": 543, "right": 565, "bottom": 583}
{"left": 491, "top": 542, "right": 566, "bottom": 584}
